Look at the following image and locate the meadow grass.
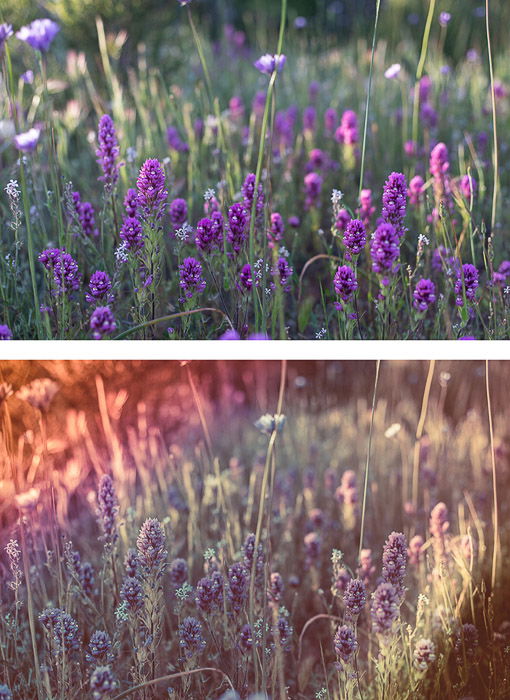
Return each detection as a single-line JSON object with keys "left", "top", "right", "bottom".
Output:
{"left": 1, "top": 3, "right": 509, "bottom": 338}
{"left": 0, "top": 360, "right": 509, "bottom": 698}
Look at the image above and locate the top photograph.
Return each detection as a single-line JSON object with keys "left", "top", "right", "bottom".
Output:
{"left": 0, "top": 0, "right": 507, "bottom": 340}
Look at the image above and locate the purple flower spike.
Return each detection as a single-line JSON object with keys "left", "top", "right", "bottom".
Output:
{"left": 120, "top": 217, "right": 144, "bottom": 251}
{"left": 334, "top": 625, "right": 358, "bottom": 663}
{"left": 137, "top": 518, "right": 167, "bottom": 578}
{"left": 381, "top": 531, "right": 408, "bottom": 595}
{"left": 87, "top": 271, "right": 112, "bottom": 303}
{"left": 0, "top": 325, "right": 12, "bottom": 340}
{"left": 227, "top": 202, "right": 249, "bottom": 253}
{"left": 455, "top": 263, "right": 478, "bottom": 306}
{"left": 334, "top": 265, "right": 357, "bottom": 308}
{"left": 169, "top": 198, "right": 188, "bottom": 228}
{"left": 123, "top": 188, "right": 139, "bottom": 217}
{"left": 370, "top": 223, "right": 400, "bottom": 275}
{"left": 90, "top": 306, "right": 116, "bottom": 340}
{"left": 179, "top": 257, "right": 206, "bottom": 300}
{"left": 16, "top": 19, "right": 59, "bottom": 52}
{"left": 344, "top": 578, "right": 366, "bottom": 618}
{"left": 178, "top": 617, "right": 206, "bottom": 659}
{"left": 96, "top": 115, "right": 120, "bottom": 190}
{"left": 136, "top": 158, "right": 168, "bottom": 220}
{"left": 343, "top": 219, "right": 366, "bottom": 257}
{"left": 228, "top": 562, "right": 249, "bottom": 613}
{"left": 413, "top": 278, "right": 436, "bottom": 311}
{"left": 371, "top": 582, "right": 400, "bottom": 634}
{"left": 195, "top": 216, "right": 223, "bottom": 253}
{"left": 382, "top": 171, "right": 408, "bottom": 238}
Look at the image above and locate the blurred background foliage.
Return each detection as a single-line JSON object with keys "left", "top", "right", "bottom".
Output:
{"left": 4, "top": 0, "right": 510, "bottom": 68}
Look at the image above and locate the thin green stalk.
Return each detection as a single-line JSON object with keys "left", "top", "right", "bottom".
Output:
{"left": 485, "top": 0, "right": 499, "bottom": 233}
{"left": 358, "top": 360, "right": 381, "bottom": 560}
{"left": 485, "top": 361, "right": 499, "bottom": 590}
{"left": 249, "top": 359, "right": 287, "bottom": 689}
{"left": 248, "top": 0, "right": 288, "bottom": 332}
{"left": 358, "top": 0, "right": 381, "bottom": 199}
{"left": 411, "top": 0, "right": 436, "bottom": 147}
{"left": 411, "top": 360, "right": 435, "bottom": 510}
{"left": 19, "top": 160, "right": 42, "bottom": 338}
{"left": 112, "top": 307, "right": 233, "bottom": 339}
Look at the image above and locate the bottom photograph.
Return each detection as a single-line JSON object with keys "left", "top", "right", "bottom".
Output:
{"left": 0, "top": 360, "right": 508, "bottom": 700}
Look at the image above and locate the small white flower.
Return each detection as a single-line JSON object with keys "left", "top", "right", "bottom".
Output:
{"left": 175, "top": 222, "right": 193, "bottom": 242}
{"left": 203, "top": 187, "right": 215, "bottom": 201}
{"left": 331, "top": 189, "right": 343, "bottom": 204}
{"left": 418, "top": 234, "right": 430, "bottom": 246}
{"left": 114, "top": 242, "right": 129, "bottom": 265}
{"left": 279, "top": 246, "right": 290, "bottom": 258}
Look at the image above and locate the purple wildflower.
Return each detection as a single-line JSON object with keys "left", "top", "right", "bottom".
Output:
{"left": 439, "top": 11, "right": 451, "bottom": 27}
{"left": 136, "top": 159, "right": 168, "bottom": 220}
{"left": 0, "top": 325, "right": 12, "bottom": 340}
{"left": 254, "top": 53, "right": 286, "bottom": 75}
{"left": 344, "top": 578, "right": 366, "bottom": 618}
{"left": 420, "top": 102, "right": 438, "bottom": 129}
{"left": 136, "top": 518, "right": 167, "bottom": 578}
{"left": 304, "top": 172, "right": 322, "bottom": 210}
{"left": 414, "top": 638, "right": 436, "bottom": 670}
{"left": 195, "top": 572, "right": 223, "bottom": 614}
{"left": 179, "top": 257, "right": 206, "bottom": 300}
{"left": 268, "top": 212, "right": 284, "bottom": 248}
{"left": 334, "top": 625, "right": 358, "bottom": 663}
{"left": 382, "top": 172, "right": 408, "bottom": 238}
{"left": 229, "top": 95, "right": 245, "bottom": 120}
{"left": 371, "top": 582, "right": 400, "bottom": 634}
{"left": 169, "top": 198, "right": 188, "bottom": 228}
{"left": 242, "top": 173, "right": 264, "bottom": 216}
{"left": 96, "top": 475, "right": 118, "bottom": 546}
{"left": 169, "top": 558, "right": 188, "bottom": 587}
{"left": 90, "top": 666, "right": 118, "bottom": 699}
{"left": 53, "top": 611, "right": 80, "bottom": 655}
{"left": 413, "top": 278, "right": 436, "bottom": 311}
{"left": 16, "top": 19, "right": 59, "bottom": 52}
{"left": 227, "top": 202, "right": 249, "bottom": 253}
{"left": 179, "top": 617, "right": 206, "bottom": 659}
{"left": 124, "top": 548, "right": 139, "bottom": 577}
{"left": 227, "top": 562, "right": 249, "bottom": 613}
{"left": 357, "top": 189, "right": 376, "bottom": 227}
{"left": 0, "top": 24, "right": 13, "bottom": 52}
{"left": 86, "top": 630, "right": 113, "bottom": 665}
{"left": 120, "top": 576, "right": 144, "bottom": 613}
{"left": 239, "top": 263, "right": 253, "bottom": 291}
{"left": 195, "top": 216, "right": 223, "bottom": 253}
{"left": 335, "top": 209, "right": 352, "bottom": 234}
{"left": 459, "top": 174, "right": 477, "bottom": 200}
{"left": 381, "top": 532, "right": 408, "bottom": 595}
{"left": 408, "top": 175, "right": 425, "bottom": 206}
{"left": 123, "top": 188, "right": 138, "bottom": 217}
{"left": 343, "top": 219, "right": 366, "bottom": 257}
{"left": 303, "top": 105, "right": 317, "bottom": 133}
{"left": 96, "top": 115, "right": 120, "bottom": 190}
{"left": 370, "top": 223, "right": 400, "bottom": 275}
{"left": 274, "top": 257, "right": 293, "bottom": 289}
{"left": 304, "top": 532, "right": 321, "bottom": 568}
{"left": 268, "top": 572, "right": 284, "bottom": 604}
{"left": 335, "top": 110, "right": 358, "bottom": 145}
{"left": 81, "top": 562, "right": 95, "bottom": 597}
{"left": 239, "top": 624, "right": 253, "bottom": 653}
{"left": 120, "top": 216, "right": 144, "bottom": 251}
{"left": 243, "top": 533, "right": 265, "bottom": 583}
{"left": 73, "top": 194, "right": 99, "bottom": 238}
{"left": 275, "top": 617, "right": 292, "bottom": 649}
{"left": 166, "top": 126, "right": 189, "bottom": 153}
{"left": 13, "top": 128, "right": 40, "bottom": 152}
{"left": 90, "top": 306, "right": 116, "bottom": 339}
{"left": 324, "top": 107, "right": 338, "bottom": 134}
{"left": 333, "top": 265, "right": 357, "bottom": 308}
{"left": 87, "top": 271, "right": 112, "bottom": 303}
{"left": 455, "top": 263, "right": 478, "bottom": 306}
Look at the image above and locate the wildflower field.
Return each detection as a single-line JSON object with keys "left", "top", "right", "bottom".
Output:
{"left": 0, "top": 360, "right": 508, "bottom": 699}
{"left": 1, "top": 1, "right": 510, "bottom": 339}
